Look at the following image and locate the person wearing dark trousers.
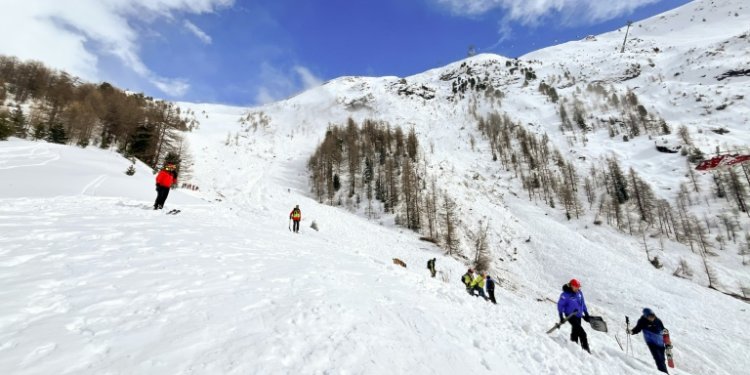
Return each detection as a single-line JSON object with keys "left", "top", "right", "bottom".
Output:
{"left": 289, "top": 205, "right": 301, "bottom": 233}
{"left": 557, "top": 278, "right": 591, "bottom": 353}
{"left": 628, "top": 308, "right": 669, "bottom": 374}
{"left": 486, "top": 275, "right": 497, "bottom": 304}
{"left": 427, "top": 258, "right": 436, "bottom": 277}
{"left": 154, "top": 163, "right": 176, "bottom": 210}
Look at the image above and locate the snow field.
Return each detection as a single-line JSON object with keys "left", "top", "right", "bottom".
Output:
{"left": 1, "top": 139, "right": 680, "bottom": 374}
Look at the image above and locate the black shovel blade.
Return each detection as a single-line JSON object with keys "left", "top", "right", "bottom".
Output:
{"left": 588, "top": 316, "right": 608, "bottom": 332}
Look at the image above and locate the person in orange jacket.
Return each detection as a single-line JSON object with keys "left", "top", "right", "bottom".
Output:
{"left": 289, "top": 205, "right": 301, "bottom": 233}
{"left": 154, "top": 163, "right": 177, "bottom": 210}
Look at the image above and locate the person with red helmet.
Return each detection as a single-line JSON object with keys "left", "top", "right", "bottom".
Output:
{"left": 154, "top": 163, "right": 177, "bottom": 210}
{"left": 557, "top": 278, "right": 591, "bottom": 353}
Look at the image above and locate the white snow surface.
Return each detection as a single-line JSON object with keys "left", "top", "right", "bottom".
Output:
{"left": 2, "top": 0, "right": 750, "bottom": 374}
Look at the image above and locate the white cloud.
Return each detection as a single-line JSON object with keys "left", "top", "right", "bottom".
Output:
{"left": 255, "top": 63, "right": 323, "bottom": 104}
{"left": 0, "top": 0, "right": 233, "bottom": 97}
{"left": 184, "top": 20, "right": 212, "bottom": 44}
{"left": 152, "top": 77, "right": 191, "bottom": 97}
{"left": 294, "top": 66, "right": 324, "bottom": 89}
{"left": 435, "top": 0, "right": 660, "bottom": 37}
{"left": 255, "top": 87, "right": 277, "bottom": 105}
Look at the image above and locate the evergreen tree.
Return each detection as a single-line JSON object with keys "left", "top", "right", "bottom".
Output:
{"left": 333, "top": 174, "right": 341, "bottom": 192}
{"left": 363, "top": 157, "right": 374, "bottom": 201}
{"left": 345, "top": 118, "right": 359, "bottom": 197}
{"left": 727, "top": 168, "right": 748, "bottom": 213}
{"left": 10, "top": 105, "right": 26, "bottom": 138}
{"left": 163, "top": 151, "right": 181, "bottom": 166}
{"left": 127, "top": 123, "right": 155, "bottom": 162}
{"left": 0, "top": 111, "right": 12, "bottom": 140}
{"left": 442, "top": 193, "right": 460, "bottom": 256}
{"left": 659, "top": 119, "right": 670, "bottom": 135}
{"left": 573, "top": 102, "right": 587, "bottom": 131}
{"left": 406, "top": 127, "right": 419, "bottom": 161}
{"left": 608, "top": 158, "right": 629, "bottom": 204}
{"left": 559, "top": 103, "right": 572, "bottom": 130}
{"left": 46, "top": 122, "right": 68, "bottom": 144}
{"left": 678, "top": 125, "right": 692, "bottom": 145}
{"left": 31, "top": 123, "right": 47, "bottom": 140}
{"left": 740, "top": 233, "right": 750, "bottom": 265}
{"left": 628, "top": 167, "right": 655, "bottom": 223}
{"left": 472, "top": 221, "right": 491, "bottom": 271}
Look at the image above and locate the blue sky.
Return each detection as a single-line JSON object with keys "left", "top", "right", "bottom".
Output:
{"left": 0, "top": 0, "right": 691, "bottom": 106}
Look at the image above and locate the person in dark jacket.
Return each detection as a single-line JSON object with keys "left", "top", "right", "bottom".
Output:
{"left": 629, "top": 308, "right": 669, "bottom": 373}
{"left": 154, "top": 163, "right": 177, "bottom": 210}
{"left": 427, "top": 258, "right": 436, "bottom": 277}
{"left": 556, "top": 278, "right": 591, "bottom": 353}
{"left": 486, "top": 275, "right": 497, "bottom": 304}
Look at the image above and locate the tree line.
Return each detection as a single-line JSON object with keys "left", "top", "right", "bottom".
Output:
{"left": 477, "top": 109, "right": 750, "bottom": 299}
{"left": 0, "top": 55, "right": 196, "bottom": 170}
{"left": 544, "top": 83, "right": 672, "bottom": 147}
{"left": 308, "top": 118, "right": 479, "bottom": 265}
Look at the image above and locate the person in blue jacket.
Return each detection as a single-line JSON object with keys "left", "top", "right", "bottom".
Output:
{"left": 557, "top": 278, "right": 591, "bottom": 353}
{"left": 486, "top": 275, "right": 497, "bottom": 304}
{"left": 628, "top": 308, "right": 669, "bottom": 374}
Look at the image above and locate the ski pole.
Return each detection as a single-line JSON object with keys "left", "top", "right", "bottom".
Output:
{"left": 288, "top": 218, "right": 291, "bottom": 231}
{"left": 625, "top": 316, "right": 632, "bottom": 356}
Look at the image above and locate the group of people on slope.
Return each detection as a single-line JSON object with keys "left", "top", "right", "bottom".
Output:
{"left": 151, "top": 162, "right": 671, "bottom": 374}
{"left": 151, "top": 162, "right": 305, "bottom": 235}
{"left": 556, "top": 278, "right": 670, "bottom": 374}
{"left": 460, "top": 268, "right": 497, "bottom": 304}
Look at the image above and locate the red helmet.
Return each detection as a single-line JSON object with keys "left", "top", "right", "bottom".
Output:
{"left": 569, "top": 278, "right": 581, "bottom": 288}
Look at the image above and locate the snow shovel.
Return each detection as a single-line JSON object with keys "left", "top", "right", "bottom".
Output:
{"left": 546, "top": 312, "right": 577, "bottom": 334}
{"left": 587, "top": 316, "right": 608, "bottom": 332}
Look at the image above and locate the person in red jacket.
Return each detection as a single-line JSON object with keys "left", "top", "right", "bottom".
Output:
{"left": 154, "top": 163, "right": 177, "bottom": 210}
{"left": 289, "top": 205, "right": 301, "bottom": 233}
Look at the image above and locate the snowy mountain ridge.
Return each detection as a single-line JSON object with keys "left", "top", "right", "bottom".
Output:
{"left": 1, "top": 0, "right": 749, "bottom": 374}
{"left": 188, "top": 0, "right": 750, "bottom": 291}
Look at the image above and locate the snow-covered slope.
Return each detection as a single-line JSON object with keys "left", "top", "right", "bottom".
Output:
{"left": 0, "top": 140, "right": 677, "bottom": 374}
{"left": 2, "top": 0, "right": 749, "bottom": 374}
{"left": 1, "top": 125, "right": 747, "bottom": 374}
{"left": 0, "top": 140, "right": 202, "bottom": 203}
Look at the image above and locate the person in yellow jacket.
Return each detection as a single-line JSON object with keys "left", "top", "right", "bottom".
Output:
{"left": 470, "top": 272, "right": 488, "bottom": 299}
{"left": 461, "top": 268, "right": 475, "bottom": 293}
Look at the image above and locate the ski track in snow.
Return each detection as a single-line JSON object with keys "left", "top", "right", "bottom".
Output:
{"left": 0, "top": 144, "right": 60, "bottom": 170}
{"left": 81, "top": 175, "right": 107, "bottom": 196}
